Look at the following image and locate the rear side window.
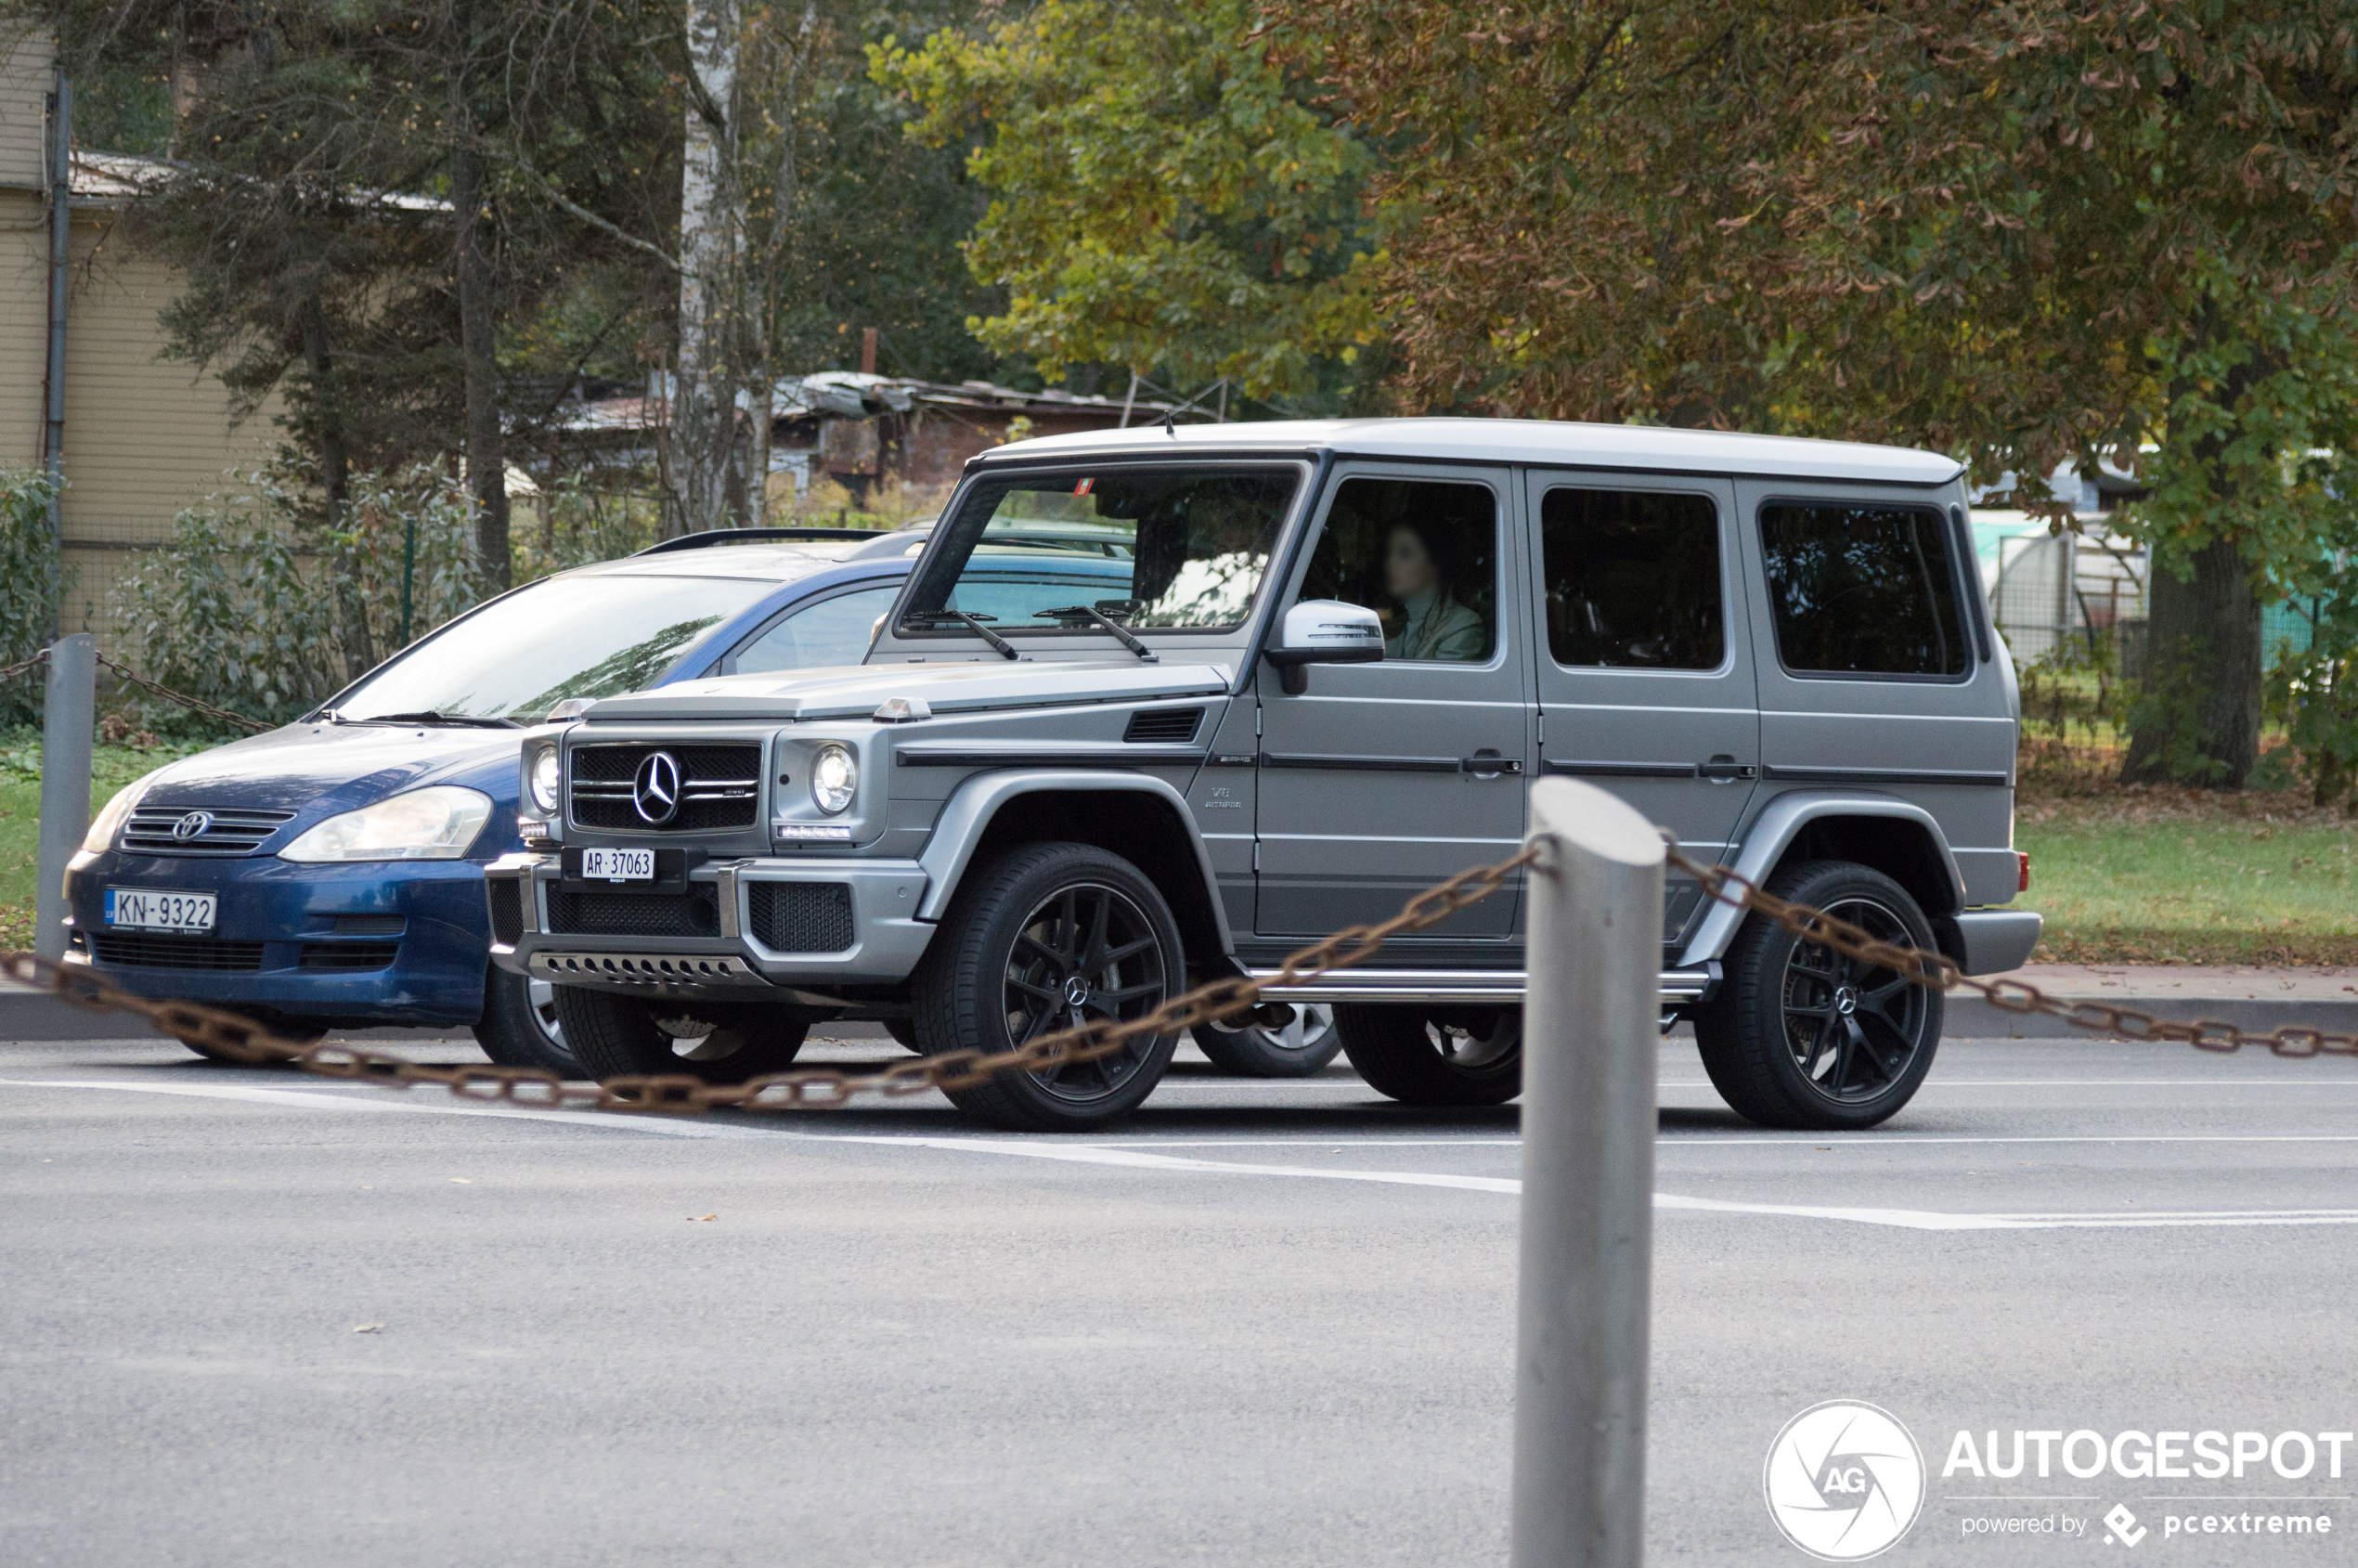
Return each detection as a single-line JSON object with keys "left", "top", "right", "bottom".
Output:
{"left": 1758, "top": 503, "right": 1968, "bottom": 678}
{"left": 1540, "top": 487, "right": 1723, "bottom": 669}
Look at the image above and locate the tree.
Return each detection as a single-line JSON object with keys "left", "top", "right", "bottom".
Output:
{"left": 1273, "top": 0, "right": 2358, "bottom": 784}
{"left": 874, "top": 0, "right": 1382, "bottom": 402}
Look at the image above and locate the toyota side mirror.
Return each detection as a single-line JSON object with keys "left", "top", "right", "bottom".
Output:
{"left": 1266, "top": 600, "right": 1384, "bottom": 694}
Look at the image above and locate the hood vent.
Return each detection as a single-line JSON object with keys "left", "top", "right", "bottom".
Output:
{"left": 1123, "top": 706, "right": 1204, "bottom": 745}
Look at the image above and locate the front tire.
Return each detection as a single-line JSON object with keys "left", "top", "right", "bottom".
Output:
{"left": 1336, "top": 1005, "right": 1522, "bottom": 1106}
{"left": 473, "top": 967, "right": 586, "bottom": 1077}
{"left": 556, "top": 988, "right": 810, "bottom": 1084}
{"left": 1692, "top": 860, "right": 1942, "bottom": 1130}
{"left": 911, "top": 841, "right": 1185, "bottom": 1132}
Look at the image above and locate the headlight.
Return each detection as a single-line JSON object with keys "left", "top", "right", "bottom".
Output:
{"left": 527, "top": 747, "right": 562, "bottom": 814}
{"left": 82, "top": 771, "right": 161, "bottom": 853}
{"left": 810, "top": 745, "right": 858, "bottom": 815}
{"left": 279, "top": 785, "right": 493, "bottom": 862}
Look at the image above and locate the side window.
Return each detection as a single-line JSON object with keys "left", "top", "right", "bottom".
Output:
{"left": 1758, "top": 502, "right": 1968, "bottom": 678}
{"left": 729, "top": 586, "right": 900, "bottom": 674}
{"left": 1298, "top": 477, "right": 1497, "bottom": 663}
{"left": 1541, "top": 488, "right": 1724, "bottom": 669}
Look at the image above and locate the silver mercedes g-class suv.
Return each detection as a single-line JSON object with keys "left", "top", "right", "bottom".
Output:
{"left": 486, "top": 419, "right": 2039, "bottom": 1132}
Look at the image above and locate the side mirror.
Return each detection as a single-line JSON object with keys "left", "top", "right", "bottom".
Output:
{"left": 1265, "top": 599, "right": 1384, "bottom": 694}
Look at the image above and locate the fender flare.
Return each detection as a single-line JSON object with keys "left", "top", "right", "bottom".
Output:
{"left": 914, "top": 770, "right": 1234, "bottom": 952}
{"left": 1675, "top": 790, "right": 1966, "bottom": 969}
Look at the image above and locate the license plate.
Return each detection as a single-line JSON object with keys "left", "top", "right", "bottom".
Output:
{"left": 580, "top": 849, "right": 655, "bottom": 883}
{"left": 105, "top": 888, "right": 216, "bottom": 933}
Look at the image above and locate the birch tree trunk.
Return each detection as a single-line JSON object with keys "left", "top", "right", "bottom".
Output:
{"left": 451, "top": 81, "right": 512, "bottom": 588}
{"left": 671, "top": 0, "right": 742, "bottom": 537}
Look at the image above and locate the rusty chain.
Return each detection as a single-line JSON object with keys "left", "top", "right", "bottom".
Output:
{"left": 0, "top": 844, "right": 1541, "bottom": 1113}
{"left": 0, "top": 644, "right": 272, "bottom": 732}
{"left": 1662, "top": 845, "right": 2358, "bottom": 1058}
{"left": 6, "top": 835, "right": 2351, "bottom": 1121}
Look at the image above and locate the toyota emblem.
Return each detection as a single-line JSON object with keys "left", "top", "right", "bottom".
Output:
{"left": 631, "top": 751, "right": 682, "bottom": 825}
{"left": 171, "top": 810, "right": 214, "bottom": 841}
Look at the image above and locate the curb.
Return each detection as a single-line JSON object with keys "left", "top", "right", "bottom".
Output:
{"left": 1947, "top": 993, "right": 2358, "bottom": 1040}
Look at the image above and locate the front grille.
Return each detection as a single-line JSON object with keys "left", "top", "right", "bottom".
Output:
{"left": 746, "top": 882, "right": 854, "bottom": 953}
{"left": 487, "top": 880, "right": 525, "bottom": 945}
{"left": 547, "top": 884, "right": 720, "bottom": 938}
{"left": 1123, "top": 706, "right": 1204, "bottom": 744}
{"left": 298, "top": 941, "right": 400, "bottom": 971}
{"left": 569, "top": 744, "right": 760, "bottom": 833}
{"left": 120, "top": 806, "right": 297, "bottom": 857}
{"left": 89, "top": 932, "right": 267, "bottom": 971}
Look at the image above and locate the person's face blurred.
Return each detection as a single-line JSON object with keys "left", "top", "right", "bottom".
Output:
{"left": 1384, "top": 526, "right": 1438, "bottom": 601}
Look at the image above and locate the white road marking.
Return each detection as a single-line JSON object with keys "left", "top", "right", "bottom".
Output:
{"left": 11, "top": 1074, "right": 2358, "bottom": 1231}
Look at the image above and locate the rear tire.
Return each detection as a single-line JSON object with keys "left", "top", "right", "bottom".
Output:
{"left": 1692, "top": 859, "right": 1942, "bottom": 1130}
{"left": 473, "top": 967, "right": 586, "bottom": 1077}
{"left": 1192, "top": 1004, "right": 1341, "bottom": 1078}
{"left": 1336, "top": 1004, "right": 1522, "bottom": 1106}
{"left": 556, "top": 988, "right": 810, "bottom": 1084}
{"left": 911, "top": 841, "right": 1184, "bottom": 1132}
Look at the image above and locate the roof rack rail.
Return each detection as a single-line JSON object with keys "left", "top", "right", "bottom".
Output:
{"left": 633, "top": 526, "right": 880, "bottom": 556}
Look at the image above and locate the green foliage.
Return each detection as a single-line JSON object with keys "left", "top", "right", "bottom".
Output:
{"left": 2269, "top": 582, "right": 2358, "bottom": 811}
{"left": 874, "top": 0, "right": 1381, "bottom": 401}
{"left": 324, "top": 467, "right": 500, "bottom": 660}
{"left": 0, "top": 468, "right": 65, "bottom": 727}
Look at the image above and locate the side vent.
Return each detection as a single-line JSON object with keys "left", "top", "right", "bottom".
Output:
{"left": 1123, "top": 706, "right": 1204, "bottom": 745}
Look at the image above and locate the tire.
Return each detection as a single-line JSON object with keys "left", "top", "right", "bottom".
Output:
{"left": 1692, "top": 859, "right": 1943, "bottom": 1131}
{"left": 882, "top": 1017, "right": 921, "bottom": 1053}
{"left": 1192, "top": 1003, "right": 1341, "bottom": 1078}
{"left": 555, "top": 987, "right": 810, "bottom": 1084}
{"left": 1336, "top": 1004, "right": 1522, "bottom": 1106}
{"left": 911, "top": 840, "right": 1185, "bottom": 1132}
{"left": 473, "top": 966, "right": 586, "bottom": 1078}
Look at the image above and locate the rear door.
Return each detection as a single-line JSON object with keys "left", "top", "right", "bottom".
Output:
{"left": 1524, "top": 472, "right": 1758, "bottom": 946}
{"left": 1253, "top": 464, "right": 1532, "bottom": 939}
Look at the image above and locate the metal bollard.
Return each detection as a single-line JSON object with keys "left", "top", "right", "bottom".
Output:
{"left": 35, "top": 634, "right": 95, "bottom": 961}
{"left": 1510, "top": 777, "right": 1665, "bottom": 1568}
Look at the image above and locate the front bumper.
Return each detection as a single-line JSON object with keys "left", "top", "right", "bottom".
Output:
{"left": 61, "top": 850, "right": 494, "bottom": 1026}
{"left": 486, "top": 852, "right": 935, "bottom": 998}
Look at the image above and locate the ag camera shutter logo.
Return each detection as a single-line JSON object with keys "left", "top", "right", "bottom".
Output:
{"left": 1763, "top": 1401, "right": 1926, "bottom": 1561}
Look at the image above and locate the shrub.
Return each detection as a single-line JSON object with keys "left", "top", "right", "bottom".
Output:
{"left": 0, "top": 468, "right": 67, "bottom": 726}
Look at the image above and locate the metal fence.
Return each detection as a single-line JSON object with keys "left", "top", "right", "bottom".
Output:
{"left": 1986, "top": 529, "right": 2323, "bottom": 677}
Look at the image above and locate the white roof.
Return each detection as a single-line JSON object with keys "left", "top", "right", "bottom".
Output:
{"left": 980, "top": 417, "right": 1963, "bottom": 486}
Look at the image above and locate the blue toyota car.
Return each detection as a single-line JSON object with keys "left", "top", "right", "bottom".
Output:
{"left": 59, "top": 527, "right": 938, "bottom": 1072}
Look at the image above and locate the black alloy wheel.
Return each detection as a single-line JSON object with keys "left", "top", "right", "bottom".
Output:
{"left": 912, "top": 841, "right": 1185, "bottom": 1131}
{"left": 1694, "top": 860, "right": 1943, "bottom": 1130}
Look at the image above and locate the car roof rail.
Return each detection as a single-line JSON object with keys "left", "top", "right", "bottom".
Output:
{"left": 632, "top": 527, "right": 883, "bottom": 556}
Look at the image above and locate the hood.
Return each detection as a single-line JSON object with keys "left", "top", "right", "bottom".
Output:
{"left": 128, "top": 721, "right": 523, "bottom": 816}
{"left": 581, "top": 659, "right": 1237, "bottom": 722}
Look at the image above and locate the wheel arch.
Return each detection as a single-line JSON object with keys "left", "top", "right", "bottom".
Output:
{"left": 1678, "top": 792, "right": 1965, "bottom": 969}
{"left": 916, "top": 771, "right": 1232, "bottom": 973}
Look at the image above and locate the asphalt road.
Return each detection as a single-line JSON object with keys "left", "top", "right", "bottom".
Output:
{"left": 4, "top": 1027, "right": 2356, "bottom": 1566}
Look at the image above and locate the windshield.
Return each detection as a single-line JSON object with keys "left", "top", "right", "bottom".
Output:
{"left": 903, "top": 465, "right": 1302, "bottom": 635}
{"left": 330, "top": 573, "right": 778, "bottom": 724}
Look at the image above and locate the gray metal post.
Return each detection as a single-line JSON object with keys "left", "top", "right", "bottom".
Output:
{"left": 36, "top": 634, "right": 96, "bottom": 960}
{"left": 1511, "top": 776, "right": 1665, "bottom": 1568}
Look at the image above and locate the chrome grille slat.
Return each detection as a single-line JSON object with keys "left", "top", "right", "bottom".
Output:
{"left": 120, "top": 805, "right": 298, "bottom": 857}
{"left": 567, "top": 743, "right": 761, "bottom": 833}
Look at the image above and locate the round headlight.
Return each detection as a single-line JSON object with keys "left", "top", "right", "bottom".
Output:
{"left": 810, "top": 745, "right": 858, "bottom": 815}
{"left": 528, "top": 748, "right": 562, "bottom": 814}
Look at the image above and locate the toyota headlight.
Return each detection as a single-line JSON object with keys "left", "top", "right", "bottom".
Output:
{"left": 82, "top": 771, "right": 161, "bottom": 853}
{"left": 527, "top": 746, "right": 562, "bottom": 815}
{"left": 279, "top": 785, "right": 494, "bottom": 862}
{"left": 810, "top": 745, "right": 858, "bottom": 815}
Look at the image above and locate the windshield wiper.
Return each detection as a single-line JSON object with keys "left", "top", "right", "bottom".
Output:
{"left": 352, "top": 709, "right": 521, "bottom": 729}
{"left": 908, "top": 611, "right": 1019, "bottom": 661}
{"left": 1035, "top": 604, "right": 1158, "bottom": 663}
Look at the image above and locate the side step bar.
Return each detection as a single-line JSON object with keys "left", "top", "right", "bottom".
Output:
{"left": 1250, "top": 965, "right": 1717, "bottom": 1006}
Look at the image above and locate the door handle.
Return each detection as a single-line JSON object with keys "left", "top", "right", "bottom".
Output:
{"left": 1460, "top": 750, "right": 1524, "bottom": 779}
{"left": 1697, "top": 755, "right": 1757, "bottom": 783}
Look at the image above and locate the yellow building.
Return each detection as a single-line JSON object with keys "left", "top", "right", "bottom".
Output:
{"left": 0, "top": 32, "right": 279, "bottom": 650}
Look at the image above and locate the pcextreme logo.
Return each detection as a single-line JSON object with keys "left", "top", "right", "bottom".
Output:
{"left": 1763, "top": 1401, "right": 1928, "bottom": 1562}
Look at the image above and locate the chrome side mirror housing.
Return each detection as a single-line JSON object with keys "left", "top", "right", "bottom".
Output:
{"left": 1266, "top": 600, "right": 1384, "bottom": 694}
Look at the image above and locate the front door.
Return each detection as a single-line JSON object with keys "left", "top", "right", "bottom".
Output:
{"left": 1254, "top": 466, "right": 1532, "bottom": 940}
{"left": 1523, "top": 471, "right": 1759, "bottom": 947}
